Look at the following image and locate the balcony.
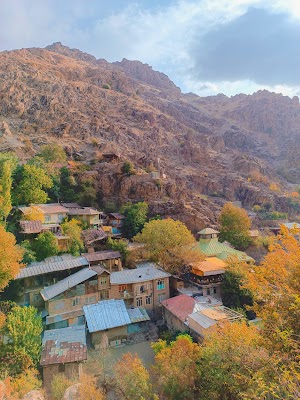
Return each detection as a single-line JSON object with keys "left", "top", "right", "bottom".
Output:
{"left": 119, "top": 291, "right": 134, "bottom": 299}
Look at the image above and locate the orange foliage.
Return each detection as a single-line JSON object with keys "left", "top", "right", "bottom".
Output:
{"left": 77, "top": 373, "right": 104, "bottom": 400}
{"left": 0, "top": 226, "right": 23, "bottom": 291}
{"left": 269, "top": 182, "right": 280, "bottom": 192}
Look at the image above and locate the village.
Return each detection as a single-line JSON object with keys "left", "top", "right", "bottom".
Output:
{"left": 2, "top": 196, "right": 299, "bottom": 397}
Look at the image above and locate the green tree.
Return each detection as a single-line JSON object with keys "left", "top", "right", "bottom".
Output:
{"left": 20, "top": 240, "right": 37, "bottom": 265}
{"left": 33, "top": 231, "right": 58, "bottom": 261}
{"left": 0, "top": 161, "right": 12, "bottom": 224}
{"left": 122, "top": 160, "right": 135, "bottom": 175}
{"left": 3, "top": 305, "right": 42, "bottom": 366}
{"left": 134, "top": 218, "right": 203, "bottom": 273}
{"left": 121, "top": 201, "right": 148, "bottom": 238}
{"left": 61, "top": 219, "right": 84, "bottom": 256}
{"left": 38, "top": 143, "right": 67, "bottom": 163}
{"left": 221, "top": 257, "right": 253, "bottom": 313}
{"left": 219, "top": 202, "right": 251, "bottom": 249}
{"left": 59, "top": 166, "right": 78, "bottom": 202}
{"left": 14, "top": 164, "right": 53, "bottom": 205}
{"left": 107, "top": 237, "right": 129, "bottom": 262}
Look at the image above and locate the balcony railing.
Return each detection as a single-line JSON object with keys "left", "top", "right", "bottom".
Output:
{"left": 119, "top": 291, "right": 134, "bottom": 299}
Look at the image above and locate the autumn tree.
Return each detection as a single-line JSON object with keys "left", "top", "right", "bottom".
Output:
{"left": 61, "top": 219, "right": 84, "bottom": 255}
{"left": 39, "top": 143, "right": 67, "bottom": 163}
{"left": 0, "top": 161, "right": 12, "bottom": 224}
{"left": 3, "top": 305, "right": 43, "bottom": 366}
{"left": 14, "top": 164, "right": 52, "bottom": 205}
{"left": 121, "top": 201, "right": 148, "bottom": 238}
{"left": 114, "top": 353, "right": 153, "bottom": 400}
{"left": 219, "top": 202, "right": 251, "bottom": 249}
{"left": 134, "top": 219, "right": 204, "bottom": 273}
{"left": 22, "top": 205, "right": 44, "bottom": 222}
{"left": 152, "top": 334, "right": 200, "bottom": 400}
{"left": 0, "top": 226, "right": 23, "bottom": 291}
{"left": 33, "top": 231, "right": 58, "bottom": 261}
{"left": 77, "top": 373, "right": 105, "bottom": 400}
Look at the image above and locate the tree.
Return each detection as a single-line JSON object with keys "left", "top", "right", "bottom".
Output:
{"left": 0, "top": 161, "right": 12, "bottom": 224}
{"left": 61, "top": 219, "right": 84, "bottom": 256}
{"left": 218, "top": 202, "right": 251, "bottom": 249}
{"left": 4, "top": 368, "right": 41, "bottom": 399}
{"left": 0, "top": 226, "right": 23, "bottom": 291}
{"left": 221, "top": 256, "right": 253, "bottom": 313}
{"left": 21, "top": 205, "right": 44, "bottom": 222}
{"left": 121, "top": 202, "right": 148, "bottom": 238}
{"left": 77, "top": 373, "right": 105, "bottom": 400}
{"left": 14, "top": 164, "right": 53, "bottom": 205}
{"left": 122, "top": 160, "right": 135, "bottom": 175}
{"left": 114, "top": 353, "right": 153, "bottom": 400}
{"left": 20, "top": 240, "right": 37, "bottom": 265}
{"left": 107, "top": 237, "right": 128, "bottom": 263}
{"left": 39, "top": 143, "right": 67, "bottom": 163}
{"left": 33, "top": 231, "right": 58, "bottom": 261}
{"left": 152, "top": 334, "right": 200, "bottom": 400}
{"left": 59, "top": 166, "right": 78, "bottom": 202}
{"left": 3, "top": 305, "right": 43, "bottom": 366}
{"left": 134, "top": 219, "right": 204, "bottom": 273}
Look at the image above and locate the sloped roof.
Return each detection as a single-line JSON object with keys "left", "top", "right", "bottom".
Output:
{"left": 34, "top": 203, "right": 69, "bottom": 214}
{"left": 40, "top": 268, "right": 97, "bottom": 301}
{"left": 20, "top": 220, "right": 42, "bottom": 234}
{"left": 198, "top": 228, "right": 219, "bottom": 235}
{"left": 127, "top": 307, "right": 150, "bottom": 323}
{"left": 196, "top": 238, "right": 253, "bottom": 262}
{"left": 110, "top": 265, "right": 170, "bottom": 285}
{"left": 109, "top": 213, "right": 125, "bottom": 220}
{"left": 84, "top": 250, "right": 121, "bottom": 262}
{"left": 46, "top": 309, "right": 84, "bottom": 325}
{"left": 16, "top": 255, "right": 89, "bottom": 279}
{"left": 161, "top": 294, "right": 196, "bottom": 323}
{"left": 60, "top": 203, "right": 81, "bottom": 209}
{"left": 81, "top": 228, "right": 107, "bottom": 245}
{"left": 83, "top": 299, "right": 131, "bottom": 333}
{"left": 41, "top": 325, "right": 87, "bottom": 366}
{"left": 191, "top": 257, "right": 226, "bottom": 276}
{"left": 67, "top": 207, "right": 101, "bottom": 216}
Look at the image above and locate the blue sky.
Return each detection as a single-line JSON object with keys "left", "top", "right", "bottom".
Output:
{"left": 1, "top": 0, "right": 300, "bottom": 97}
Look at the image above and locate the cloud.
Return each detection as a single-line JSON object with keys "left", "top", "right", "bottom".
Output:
{"left": 190, "top": 7, "right": 300, "bottom": 86}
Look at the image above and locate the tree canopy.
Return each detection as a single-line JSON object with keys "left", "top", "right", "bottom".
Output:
{"left": 121, "top": 201, "right": 148, "bottom": 238}
{"left": 33, "top": 231, "right": 58, "bottom": 261}
{"left": 38, "top": 143, "right": 67, "bottom": 163}
{"left": 218, "top": 202, "right": 251, "bottom": 249}
{"left": 134, "top": 218, "right": 203, "bottom": 273}
{"left": 61, "top": 219, "right": 84, "bottom": 256}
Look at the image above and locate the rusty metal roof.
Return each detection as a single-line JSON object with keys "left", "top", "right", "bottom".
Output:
{"left": 81, "top": 228, "right": 107, "bottom": 245}
{"left": 84, "top": 250, "right": 121, "bottom": 262}
{"left": 40, "top": 325, "right": 87, "bottom": 366}
{"left": 19, "top": 220, "right": 42, "bottom": 234}
{"left": 109, "top": 213, "right": 125, "bottom": 220}
{"left": 34, "top": 203, "right": 69, "bottom": 214}
{"left": 161, "top": 294, "right": 196, "bottom": 323}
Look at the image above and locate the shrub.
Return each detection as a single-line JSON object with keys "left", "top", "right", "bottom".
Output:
{"left": 102, "top": 83, "right": 111, "bottom": 90}
{"left": 122, "top": 161, "right": 135, "bottom": 176}
{"left": 50, "top": 373, "right": 72, "bottom": 400}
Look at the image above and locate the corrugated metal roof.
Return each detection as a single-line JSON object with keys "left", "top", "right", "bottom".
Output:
{"left": 191, "top": 258, "right": 226, "bottom": 276}
{"left": 83, "top": 299, "right": 131, "bottom": 333}
{"left": 161, "top": 294, "right": 196, "bottom": 322}
{"left": 40, "top": 268, "right": 97, "bottom": 301}
{"left": 110, "top": 265, "right": 170, "bottom": 285}
{"left": 196, "top": 238, "right": 253, "bottom": 262}
{"left": 81, "top": 229, "right": 107, "bottom": 245}
{"left": 84, "top": 250, "right": 121, "bottom": 262}
{"left": 67, "top": 207, "right": 101, "bottom": 215}
{"left": 109, "top": 213, "right": 125, "bottom": 220}
{"left": 198, "top": 228, "right": 219, "bottom": 235}
{"left": 16, "top": 255, "right": 89, "bottom": 279}
{"left": 20, "top": 220, "right": 42, "bottom": 234}
{"left": 60, "top": 203, "right": 81, "bottom": 208}
{"left": 188, "top": 312, "right": 217, "bottom": 329}
{"left": 127, "top": 307, "right": 150, "bottom": 323}
{"left": 46, "top": 309, "right": 84, "bottom": 325}
{"left": 41, "top": 325, "right": 87, "bottom": 366}
{"left": 35, "top": 203, "right": 69, "bottom": 214}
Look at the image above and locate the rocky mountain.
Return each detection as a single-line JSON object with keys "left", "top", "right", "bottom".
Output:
{"left": 0, "top": 42, "right": 300, "bottom": 230}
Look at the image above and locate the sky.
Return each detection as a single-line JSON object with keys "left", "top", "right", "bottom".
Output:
{"left": 1, "top": 0, "right": 300, "bottom": 97}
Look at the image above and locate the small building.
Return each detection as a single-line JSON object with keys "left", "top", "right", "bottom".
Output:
{"left": 109, "top": 262, "right": 171, "bottom": 310}
{"left": 67, "top": 207, "right": 105, "bottom": 228}
{"left": 84, "top": 250, "right": 122, "bottom": 272}
{"left": 195, "top": 228, "right": 254, "bottom": 262}
{"left": 19, "top": 203, "right": 69, "bottom": 225}
{"left": 81, "top": 228, "right": 107, "bottom": 251}
{"left": 161, "top": 294, "right": 243, "bottom": 341}
{"left": 107, "top": 213, "right": 125, "bottom": 235}
{"left": 40, "top": 325, "right": 87, "bottom": 393}
{"left": 83, "top": 299, "right": 150, "bottom": 347}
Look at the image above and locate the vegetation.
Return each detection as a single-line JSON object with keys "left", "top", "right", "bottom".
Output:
{"left": 219, "top": 202, "right": 251, "bottom": 249}
{"left": 0, "top": 226, "right": 23, "bottom": 291}
{"left": 122, "top": 160, "right": 135, "bottom": 175}
{"left": 134, "top": 218, "right": 204, "bottom": 273}
{"left": 121, "top": 201, "right": 148, "bottom": 238}
{"left": 38, "top": 143, "right": 67, "bottom": 163}
{"left": 33, "top": 231, "right": 59, "bottom": 261}
{"left": 61, "top": 218, "right": 84, "bottom": 255}
{"left": 51, "top": 374, "right": 73, "bottom": 400}
{"left": 107, "top": 237, "right": 129, "bottom": 262}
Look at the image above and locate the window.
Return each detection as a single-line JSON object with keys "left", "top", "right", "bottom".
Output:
{"left": 119, "top": 285, "right": 127, "bottom": 292}
{"left": 45, "top": 215, "right": 51, "bottom": 223}
{"left": 54, "top": 300, "right": 65, "bottom": 310}
{"left": 100, "top": 290, "right": 109, "bottom": 300}
{"left": 207, "top": 289, "right": 211, "bottom": 296}
{"left": 58, "top": 214, "right": 63, "bottom": 222}
{"left": 99, "top": 276, "right": 107, "bottom": 286}
{"left": 146, "top": 295, "right": 152, "bottom": 305}
{"left": 157, "top": 280, "right": 165, "bottom": 290}
{"left": 84, "top": 296, "right": 96, "bottom": 304}
{"left": 136, "top": 297, "right": 143, "bottom": 307}
{"left": 72, "top": 298, "right": 80, "bottom": 307}
{"left": 58, "top": 364, "right": 65, "bottom": 373}
{"left": 213, "top": 287, "right": 217, "bottom": 294}
{"left": 158, "top": 293, "right": 166, "bottom": 302}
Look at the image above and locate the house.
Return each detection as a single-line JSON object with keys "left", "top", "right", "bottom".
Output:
{"left": 84, "top": 250, "right": 122, "bottom": 272}
{"left": 67, "top": 207, "right": 105, "bottom": 228}
{"left": 81, "top": 228, "right": 107, "bottom": 251}
{"left": 188, "top": 257, "right": 226, "bottom": 298}
{"left": 195, "top": 228, "right": 254, "bottom": 262}
{"left": 83, "top": 299, "right": 150, "bottom": 347}
{"left": 107, "top": 213, "right": 125, "bottom": 235}
{"left": 161, "top": 294, "right": 243, "bottom": 341}
{"left": 19, "top": 203, "right": 69, "bottom": 225}
{"left": 40, "top": 325, "right": 87, "bottom": 393}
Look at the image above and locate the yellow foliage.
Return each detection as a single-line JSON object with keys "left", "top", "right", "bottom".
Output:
{"left": 0, "top": 226, "right": 23, "bottom": 290}
{"left": 4, "top": 369, "right": 42, "bottom": 399}
{"left": 77, "top": 374, "right": 105, "bottom": 400}
{"left": 22, "top": 206, "right": 44, "bottom": 222}
{"left": 269, "top": 182, "right": 280, "bottom": 191}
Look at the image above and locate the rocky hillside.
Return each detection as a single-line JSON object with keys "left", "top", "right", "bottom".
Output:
{"left": 0, "top": 42, "right": 300, "bottom": 230}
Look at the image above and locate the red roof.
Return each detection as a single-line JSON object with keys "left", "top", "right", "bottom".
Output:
{"left": 20, "top": 220, "right": 42, "bottom": 234}
{"left": 161, "top": 294, "right": 196, "bottom": 322}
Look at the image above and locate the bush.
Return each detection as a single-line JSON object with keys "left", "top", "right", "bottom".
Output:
{"left": 102, "top": 83, "right": 111, "bottom": 90}
{"left": 122, "top": 161, "right": 135, "bottom": 176}
{"left": 50, "top": 373, "right": 72, "bottom": 400}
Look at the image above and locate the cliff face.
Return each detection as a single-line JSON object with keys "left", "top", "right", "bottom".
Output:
{"left": 0, "top": 43, "right": 299, "bottom": 229}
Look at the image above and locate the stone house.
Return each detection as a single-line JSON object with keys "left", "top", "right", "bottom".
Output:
{"left": 40, "top": 325, "right": 87, "bottom": 393}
